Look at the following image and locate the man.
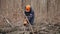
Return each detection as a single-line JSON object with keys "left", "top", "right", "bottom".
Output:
{"left": 24, "top": 5, "right": 34, "bottom": 26}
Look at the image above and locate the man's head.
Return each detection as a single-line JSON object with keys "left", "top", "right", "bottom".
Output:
{"left": 25, "top": 5, "right": 31, "bottom": 12}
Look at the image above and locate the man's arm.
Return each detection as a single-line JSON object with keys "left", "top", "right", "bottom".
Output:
{"left": 30, "top": 11, "right": 34, "bottom": 25}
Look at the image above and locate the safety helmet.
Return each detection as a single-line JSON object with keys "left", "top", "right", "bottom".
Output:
{"left": 25, "top": 5, "right": 31, "bottom": 11}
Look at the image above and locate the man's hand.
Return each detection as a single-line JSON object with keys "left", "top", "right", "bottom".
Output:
{"left": 23, "top": 19, "right": 28, "bottom": 26}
